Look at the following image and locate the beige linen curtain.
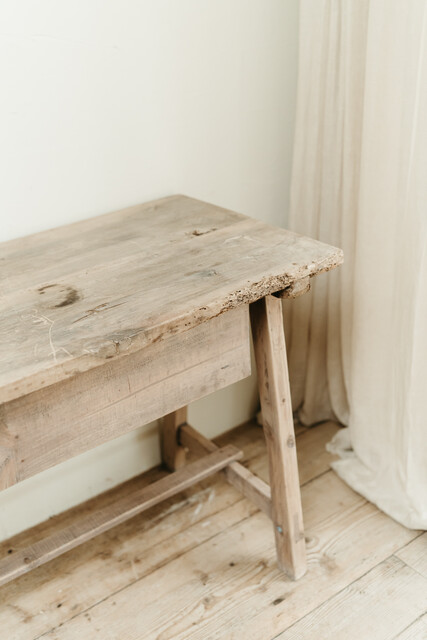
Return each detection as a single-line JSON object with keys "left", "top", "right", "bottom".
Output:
{"left": 285, "top": 0, "right": 427, "bottom": 528}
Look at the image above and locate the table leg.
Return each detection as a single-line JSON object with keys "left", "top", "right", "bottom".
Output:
{"left": 250, "top": 295, "right": 307, "bottom": 579}
{"left": 161, "top": 406, "right": 188, "bottom": 471}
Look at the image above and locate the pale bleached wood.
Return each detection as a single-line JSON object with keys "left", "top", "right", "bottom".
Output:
{"left": 277, "top": 556, "right": 427, "bottom": 640}
{"left": 228, "top": 422, "right": 340, "bottom": 490}
{"left": 393, "top": 614, "right": 427, "bottom": 639}
{"left": 292, "top": 421, "right": 342, "bottom": 483}
{"left": 161, "top": 407, "right": 188, "bottom": 471}
{"left": 231, "top": 514, "right": 419, "bottom": 640}
{"left": 179, "top": 422, "right": 218, "bottom": 455}
{"left": 0, "top": 421, "right": 339, "bottom": 640}
{"left": 0, "top": 195, "right": 343, "bottom": 403}
{"left": 252, "top": 420, "right": 339, "bottom": 488}
{"left": 256, "top": 410, "right": 307, "bottom": 435}
{"left": 1, "top": 306, "right": 250, "bottom": 487}
{"left": 0, "top": 445, "right": 242, "bottom": 587}
{"left": 6, "top": 421, "right": 422, "bottom": 640}
{"left": 0, "top": 419, "right": 16, "bottom": 489}
{"left": 223, "top": 461, "right": 272, "bottom": 519}
{"left": 0, "top": 195, "right": 341, "bottom": 590}
{"left": 274, "top": 276, "right": 311, "bottom": 299}
{"left": 396, "top": 532, "right": 427, "bottom": 578}
{"left": 251, "top": 294, "right": 306, "bottom": 579}
{"left": 180, "top": 423, "right": 272, "bottom": 518}
{"left": 30, "top": 477, "right": 419, "bottom": 640}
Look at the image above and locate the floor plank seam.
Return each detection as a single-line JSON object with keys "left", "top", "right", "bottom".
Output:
{"left": 30, "top": 457, "right": 334, "bottom": 640}
{"left": 27, "top": 467, "right": 345, "bottom": 640}
{"left": 0, "top": 429, "right": 327, "bottom": 592}
{"left": 31, "top": 508, "right": 258, "bottom": 640}
{"left": 298, "top": 467, "right": 332, "bottom": 490}
{"left": 5, "top": 422, "right": 343, "bottom": 640}
{"left": 390, "top": 611, "right": 427, "bottom": 640}
{"left": 393, "top": 530, "right": 425, "bottom": 555}
{"left": 391, "top": 552, "right": 427, "bottom": 582}
{"left": 269, "top": 554, "right": 411, "bottom": 640}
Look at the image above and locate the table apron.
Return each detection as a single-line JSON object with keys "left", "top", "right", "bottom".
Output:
{"left": 0, "top": 306, "right": 251, "bottom": 490}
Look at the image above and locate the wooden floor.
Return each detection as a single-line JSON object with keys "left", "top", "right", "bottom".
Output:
{"left": 1, "top": 421, "right": 426, "bottom": 640}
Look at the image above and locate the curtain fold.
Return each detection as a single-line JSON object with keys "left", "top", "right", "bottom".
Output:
{"left": 286, "top": 0, "right": 427, "bottom": 529}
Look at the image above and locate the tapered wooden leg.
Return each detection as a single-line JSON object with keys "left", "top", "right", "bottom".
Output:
{"left": 161, "top": 406, "right": 188, "bottom": 471}
{"left": 250, "top": 295, "right": 307, "bottom": 580}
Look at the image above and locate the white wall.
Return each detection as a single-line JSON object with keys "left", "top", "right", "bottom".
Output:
{"left": 0, "top": 0, "right": 299, "bottom": 540}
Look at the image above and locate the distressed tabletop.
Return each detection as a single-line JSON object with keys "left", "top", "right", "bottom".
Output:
{"left": 0, "top": 195, "right": 343, "bottom": 403}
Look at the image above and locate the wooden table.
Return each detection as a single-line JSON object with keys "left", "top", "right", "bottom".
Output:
{"left": 0, "top": 195, "right": 343, "bottom": 585}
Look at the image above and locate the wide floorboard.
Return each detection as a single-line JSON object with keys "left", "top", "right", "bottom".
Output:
{"left": 0, "top": 420, "right": 425, "bottom": 640}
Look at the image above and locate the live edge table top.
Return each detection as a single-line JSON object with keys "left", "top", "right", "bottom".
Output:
{"left": 0, "top": 195, "right": 343, "bottom": 404}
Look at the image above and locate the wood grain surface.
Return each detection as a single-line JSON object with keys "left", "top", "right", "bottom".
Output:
{"left": 251, "top": 295, "right": 306, "bottom": 579}
{"left": 0, "top": 195, "right": 343, "bottom": 403}
{"left": 1, "top": 306, "right": 250, "bottom": 487}
{"left": 0, "top": 421, "right": 422, "bottom": 640}
{"left": 0, "top": 444, "right": 243, "bottom": 587}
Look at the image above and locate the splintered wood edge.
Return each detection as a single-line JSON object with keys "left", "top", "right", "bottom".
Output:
{"left": 274, "top": 276, "right": 311, "bottom": 299}
{"left": 0, "top": 247, "right": 343, "bottom": 405}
